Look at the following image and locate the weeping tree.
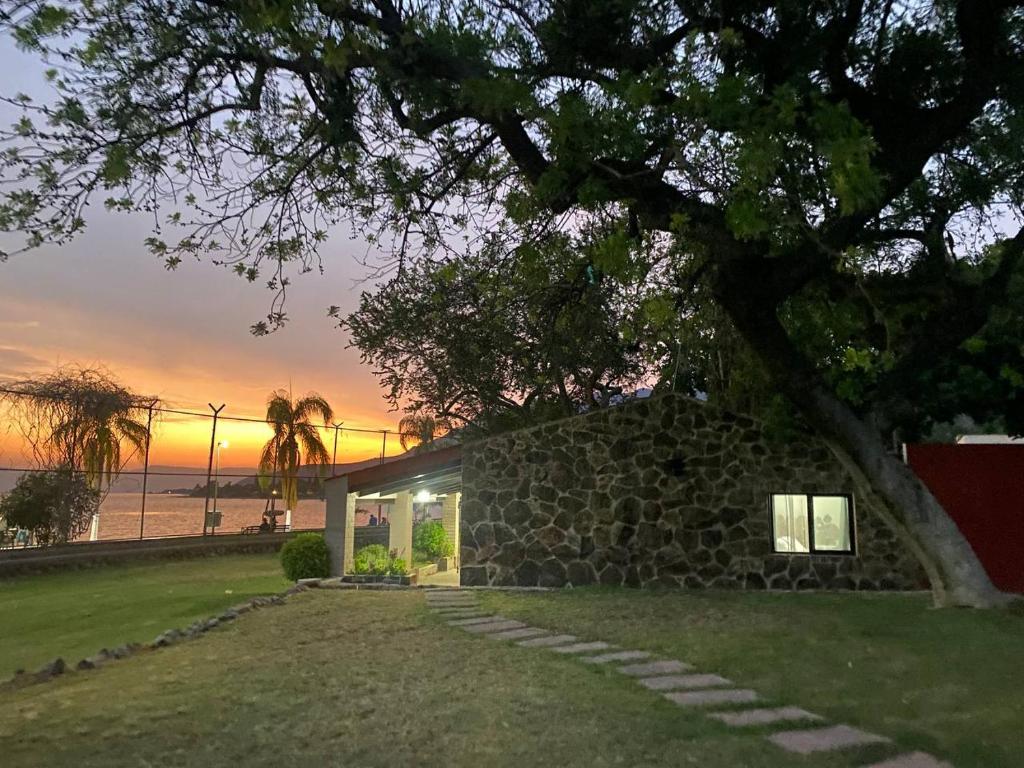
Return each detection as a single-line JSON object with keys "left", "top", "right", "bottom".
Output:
{"left": 0, "top": 367, "right": 157, "bottom": 492}
{"left": 2, "top": 2, "right": 1024, "bottom": 606}
{"left": 257, "top": 390, "right": 334, "bottom": 513}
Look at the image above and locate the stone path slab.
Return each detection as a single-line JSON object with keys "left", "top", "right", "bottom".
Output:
{"left": 448, "top": 616, "right": 505, "bottom": 626}
{"left": 433, "top": 608, "right": 484, "bottom": 616}
{"left": 516, "top": 634, "right": 578, "bottom": 648}
{"left": 580, "top": 650, "right": 652, "bottom": 665}
{"left": 549, "top": 641, "right": 615, "bottom": 655}
{"left": 639, "top": 673, "right": 732, "bottom": 691}
{"left": 767, "top": 725, "right": 891, "bottom": 755}
{"left": 462, "top": 620, "right": 528, "bottom": 634}
{"left": 709, "top": 707, "right": 823, "bottom": 727}
{"left": 429, "top": 601, "right": 479, "bottom": 608}
{"left": 487, "top": 627, "right": 550, "bottom": 641}
{"left": 664, "top": 689, "right": 760, "bottom": 707}
{"left": 862, "top": 752, "right": 953, "bottom": 768}
{"left": 617, "top": 660, "right": 693, "bottom": 677}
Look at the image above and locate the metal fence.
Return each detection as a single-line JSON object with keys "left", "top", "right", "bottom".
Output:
{"left": 0, "top": 389, "right": 413, "bottom": 544}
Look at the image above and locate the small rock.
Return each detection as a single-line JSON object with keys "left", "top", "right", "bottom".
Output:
{"left": 153, "top": 629, "right": 183, "bottom": 648}
{"left": 35, "top": 658, "right": 65, "bottom": 681}
{"left": 76, "top": 658, "right": 96, "bottom": 671}
{"left": 218, "top": 609, "right": 238, "bottom": 622}
{"left": 296, "top": 578, "right": 321, "bottom": 587}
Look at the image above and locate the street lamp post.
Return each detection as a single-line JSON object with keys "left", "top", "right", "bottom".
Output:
{"left": 211, "top": 440, "right": 228, "bottom": 535}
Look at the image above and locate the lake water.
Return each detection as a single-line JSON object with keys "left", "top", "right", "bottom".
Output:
{"left": 81, "top": 493, "right": 326, "bottom": 541}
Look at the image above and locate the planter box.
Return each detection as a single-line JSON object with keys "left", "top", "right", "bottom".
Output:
{"left": 437, "top": 556, "right": 457, "bottom": 572}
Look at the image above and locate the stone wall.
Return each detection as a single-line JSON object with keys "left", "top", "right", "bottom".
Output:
{"left": 460, "top": 394, "right": 924, "bottom": 590}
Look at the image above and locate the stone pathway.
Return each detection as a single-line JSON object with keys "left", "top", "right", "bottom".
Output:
{"left": 424, "top": 589, "right": 953, "bottom": 766}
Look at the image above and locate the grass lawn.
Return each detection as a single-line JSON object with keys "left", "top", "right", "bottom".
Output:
{"left": 1, "top": 587, "right": 1020, "bottom": 767}
{"left": 479, "top": 588, "right": 1024, "bottom": 768}
{"left": 0, "top": 553, "right": 289, "bottom": 675}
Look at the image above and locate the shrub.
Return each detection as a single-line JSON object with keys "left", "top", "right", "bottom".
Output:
{"left": 352, "top": 544, "right": 390, "bottom": 575}
{"left": 389, "top": 557, "right": 408, "bottom": 576}
{"left": 280, "top": 532, "right": 330, "bottom": 581}
{"left": 412, "top": 520, "right": 454, "bottom": 559}
{"left": 0, "top": 470, "right": 99, "bottom": 546}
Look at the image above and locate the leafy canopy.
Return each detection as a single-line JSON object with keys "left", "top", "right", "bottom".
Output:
{"left": 2, "top": 1, "right": 1024, "bottom": 439}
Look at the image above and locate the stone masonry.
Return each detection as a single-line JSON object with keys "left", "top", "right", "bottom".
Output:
{"left": 459, "top": 394, "right": 924, "bottom": 590}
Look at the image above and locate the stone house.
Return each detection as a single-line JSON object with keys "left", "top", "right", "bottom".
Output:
{"left": 324, "top": 393, "right": 924, "bottom": 590}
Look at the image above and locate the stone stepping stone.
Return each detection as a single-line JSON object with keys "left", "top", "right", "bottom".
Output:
{"left": 448, "top": 615, "right": 506, "bottom": 626}
{"left": 664, "top": 689, "right": 760, "bottom": 707}
{"left": 462, "top": 620, "right": 528, "bottom": 634}
{"left": 709, "top": 707, "right": 823, "bottom": 727}
{"left": 580, "top": 650, "right": 652, "bottom": 665}
{"left": 767, "top": 725, "right": 891, "bottom": 755}
{"left": 433, "top": 608, "right": 482, "bottom": 616}
{"left": 516, "top": 634, "right": 579, "bottom": 648}
{"left": 862, "top": 752, "right": 953, "bottom": 768}
{"left": 549, "top": 641, "right": 615, "bottom": 655}
{"left": 486, "top": 627, "right": 550, "bottom": 641}
{"left": 617, "top": 660, "right": 692, "bottom": 677}
{"left": 429, "top": 600, "right": 479, "bottom": 607}
{"left": 640, "top": 673, "right": 732, "bottom": 691}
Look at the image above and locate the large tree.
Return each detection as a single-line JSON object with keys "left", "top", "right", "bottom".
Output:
{"left": 1, "top": 1, "right": 1023, "bottom": 606}
{"left": 344, "top": 230, "right": 665, "bottom": 430}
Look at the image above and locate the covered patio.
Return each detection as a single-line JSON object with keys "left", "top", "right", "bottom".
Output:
{"left": 324, "top": 445, "right": 463, "bottom": 578}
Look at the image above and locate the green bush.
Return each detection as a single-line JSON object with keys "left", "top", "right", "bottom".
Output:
{"left": 412, "top": 520, "right": 454, "bottom": 559}
{"left": 0, "top": 470, "right": 99, "bottom": 546}
{"left": 352, "top": 544, "right": 410, "bottom": 576}
{"left": 280, "top": 533, "right": 330, "bottom": 581}
{"left": 352, "top": 544, "right": 390, "bottom": 575}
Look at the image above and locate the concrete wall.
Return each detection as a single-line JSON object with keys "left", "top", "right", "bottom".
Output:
{"left": 460, "top": 394, "right": 924, "bottom": 590}
{"left": 0, "top": 530, "right": 312, "bottom": 578}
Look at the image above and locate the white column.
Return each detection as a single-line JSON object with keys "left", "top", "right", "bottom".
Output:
{"left": 284, "top": 509, "right": 292, "bottom": 530}
{"left": 89, "top": 513, "right": 100, "bottom": 542}
{"left": 389, "top": 491, "right": 413, "bottom": 564}
{"left": 442, "top": 492, "right": 461, "bottom": 567}
{"left": 325, "top": 477, "right": 356, "bottom": 576}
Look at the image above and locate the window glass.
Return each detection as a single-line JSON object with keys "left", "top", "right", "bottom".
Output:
{"left": 812, "top": 496, "right": 852, "bottom": 551}
{"left": 772, "top": 494, "right": 809, "bottom": 553}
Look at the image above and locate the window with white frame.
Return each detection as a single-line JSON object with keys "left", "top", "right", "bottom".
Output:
{"left": 770, "top": 494, "right": 854, "bottom": 554}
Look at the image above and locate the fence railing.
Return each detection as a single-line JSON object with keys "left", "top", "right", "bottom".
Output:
{"left": 0, "top": 388, "right": 421, "bottom": 543}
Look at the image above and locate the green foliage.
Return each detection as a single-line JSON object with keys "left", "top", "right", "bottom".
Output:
{"left": 351, "top": 545, "right": 410, "bottom": 576}
{"left": 0, "top": 470, "right": 99, "bottom": 546}
{"left": 412, "top": 521, "right": 454, "bottom": 560}
{"left": 279, "top": 533, "right": 330, "bottom": 581}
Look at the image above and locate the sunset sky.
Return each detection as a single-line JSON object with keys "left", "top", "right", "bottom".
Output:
{"left": 0, "top": 38, "right": 406, "bottom": 469}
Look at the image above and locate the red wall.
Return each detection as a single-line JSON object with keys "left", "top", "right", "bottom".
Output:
{"left": 906, "top": 444, "right": 1024, "bottom": 593}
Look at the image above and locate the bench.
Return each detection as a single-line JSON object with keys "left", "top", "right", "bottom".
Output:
{"left": 240, "top": 524, "right": 292, "bottom": 535}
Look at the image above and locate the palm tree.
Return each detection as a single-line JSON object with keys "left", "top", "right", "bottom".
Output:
{"left": 398, "top": 412, "right": 448, "bottom": 451}
{"left": 258, "top": 390, "right": 334, "bottom": 513}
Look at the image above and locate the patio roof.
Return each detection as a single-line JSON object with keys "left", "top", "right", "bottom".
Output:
{"left": 328, "top": 444, "right": 463, "bottom": 497}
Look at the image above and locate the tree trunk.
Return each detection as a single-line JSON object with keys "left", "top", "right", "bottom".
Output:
{"left": 715, "top": 280, "right": 1009, "bottom": 608}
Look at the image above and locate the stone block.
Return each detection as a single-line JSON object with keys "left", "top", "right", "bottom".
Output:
{"left": 638, "top": 674, "right": 732, "bottom": 691}
{"left": 579, "top": 650, "right": 652, "bottom": 664}
{"left": 708, "top": 707, "right": 823, "bottom": 727}
{"left": 549, "top": 641, "right": 615, "bottom": 654}
{"left": 861, "top": 752, "right": 954, "bottom": 768}
{"left": 486, "top": 627, "right": 549, "bottom": 641}
{"left": 617, "top": 660, "right": 692, "bottom": 677}
{"left": 664, "top": 689, "right": 759, "bottom": 707}
{"left": 516, "top": 634, "right": 578, "bottom": 648}
{"left": 461, "top": 620, "right": 528, "bottom": 634}
{"left": 767, "top": 725, "right": 891, "bottom": 754}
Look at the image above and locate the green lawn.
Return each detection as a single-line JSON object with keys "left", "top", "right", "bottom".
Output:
{"left": 479, "top": 588, "right": 1024, "bottom": 768}
{"left": 0, "top": 553, "right": 289, "bottom": 674}
{"left": 1, "top": 587, "right": 1021, "bottom": 767}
